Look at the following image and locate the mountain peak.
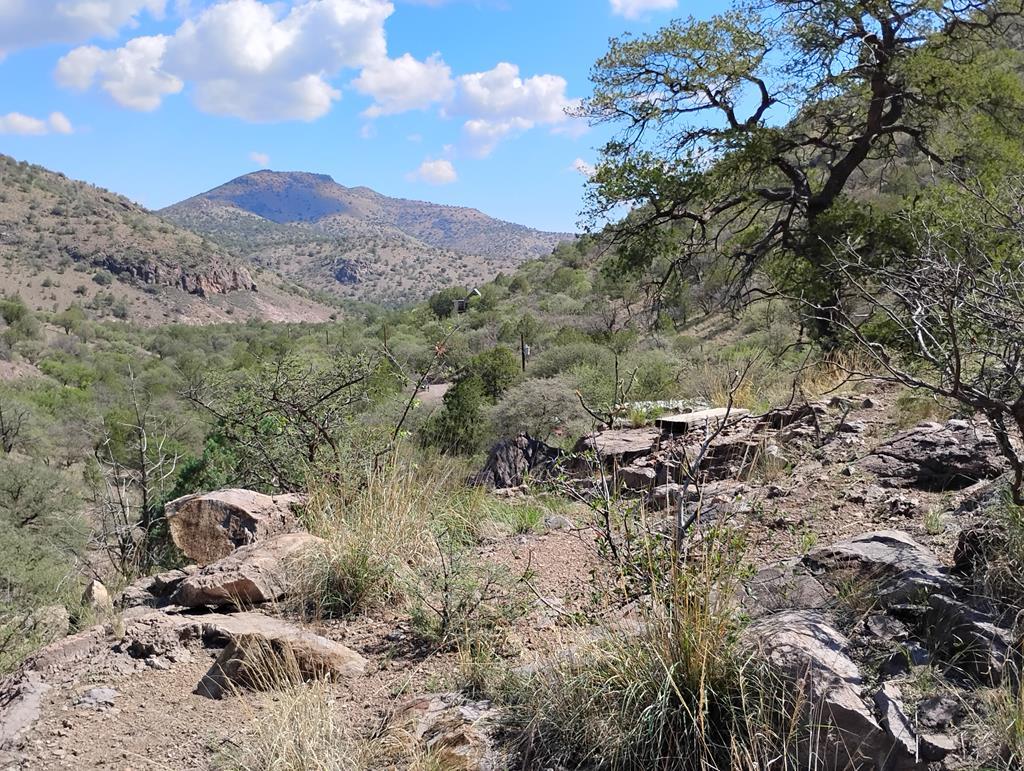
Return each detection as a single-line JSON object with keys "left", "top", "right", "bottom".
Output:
{"left": 160, "top": 169, "right": 574, "bottom": 305}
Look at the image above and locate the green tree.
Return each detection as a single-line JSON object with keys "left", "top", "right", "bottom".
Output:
{"left": 581, "top": 0, "right": 1024, "bottom": 339}
{"left": 467, "top": 346, "right": 520, "bottom": 399}
{"left": 428, "top": 286, "right": 469, "bottom": 319}
{"left": 419, "top": 375, "right": 487, "bottom": 455}
{"left": 54, "top": 304, "right": 86, "bottom": 335}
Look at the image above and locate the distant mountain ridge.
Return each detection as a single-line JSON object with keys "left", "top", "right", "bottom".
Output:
{"left": 0, "top": 154, "right": 336, "bottom": 325}
{"left": 160, "top": 171, "right": 574, "bottom": 305}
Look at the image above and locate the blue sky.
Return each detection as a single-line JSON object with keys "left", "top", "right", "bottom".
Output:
{"left": 0, "top": 0, "right": 717, "bottom": 232}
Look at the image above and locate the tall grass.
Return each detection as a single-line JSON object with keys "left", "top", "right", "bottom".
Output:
{"left": 500, "top": 529, "right": 811, "bottom": 770}
{"left": 293, "top": 456, "right": 542, "bottom": 623}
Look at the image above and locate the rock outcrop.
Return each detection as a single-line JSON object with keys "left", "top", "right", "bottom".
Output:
{"left": 165, "top": 488, "right": 307, "bottom": 564}
{"left": 474, "top": 433, "right": 562, "bottom": 489}
{"left": 746, "top": 611, "right": 890, "bottom": 769}
{"left": 393, "top": 692, "right": 504, "bottom": 770}
{"left": 860, "top": 419, "right": 1007, "bottom": 491}
{"left": 195, "top": 613, "right": 367, "bottom": 699}
{"left": 171, "top": 532, "right": 322, "bottom": 608}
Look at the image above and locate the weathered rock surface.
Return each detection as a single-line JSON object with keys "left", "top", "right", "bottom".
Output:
{"left": 860, "top": 419, "right": 1007, "bottom": 491}
{"left": 746, "top": 610, "right": 888, "bottom": 769}
{"left": 165, "top": 488, "right": 307, "bottom": 565}
{"left": 741, "top": 562, "right": 830, "bottom": 617}
{"left": 23, "top": 605, "right": 70, "bottom": 646}
{"left": 873, "top": 683, "right": 917, "bottom": 763}
{"left": 474, "top": 432, "right": 562, "bottom": 489}
{"left": 656, "top": 406, "right": 750, "bottom": 434}
{"left": 804, "top": 530, "right": 948, "bottom": 595}
{"left": 394, "top": 692, "right": 503, "bottom": 770}
{"left": 924, "top": 593, "right": 1014, "bottom": 684}
{"left": 195, "top": 613, "right": 367, "bottom": 699}
{"left": 170, "top": 532, "right": 322, "bottom": 608}
{"left": 82, "top": 580, "right": 113, "bottom": 617}
{"left": 0, "top": 673, "right": 48, "bottom": 749}
{"left": 576, "top": 428, "right": 661, "bottom": 464}
{"left": 119, "top": 567, "right": 197, "bottom": 609}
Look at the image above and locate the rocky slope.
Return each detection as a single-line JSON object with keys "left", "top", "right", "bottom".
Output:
{"left": 0, "top": 155, "right": 338, "bottom": 324}
{"left": 1, "top": 384, "right": 1020, "bottom": 769}
{"left": 160, "top": 171, "right": 574, "bottom": 305}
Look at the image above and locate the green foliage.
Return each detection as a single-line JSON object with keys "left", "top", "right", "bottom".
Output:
{"left": 582, "top": 0, "right": 1024, "bottom": 337}
{"left": 427, "top": 285, "right": 469, "bottom": 318}
{"left": 420, "top": 375, "right": 488, "bottom": 455}
{"left": 467, "top": 345, "right": 520, "bottom": 399}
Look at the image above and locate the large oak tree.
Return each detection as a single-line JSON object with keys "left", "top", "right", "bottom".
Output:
{"left": 582, "top": 0, "right": 1024, "bottom": 338}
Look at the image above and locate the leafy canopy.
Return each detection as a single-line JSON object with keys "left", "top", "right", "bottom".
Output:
{"left": 582, "top": 0, "right": 1024, "bottom": 318}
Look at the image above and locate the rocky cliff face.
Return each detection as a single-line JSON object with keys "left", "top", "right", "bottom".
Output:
{"left": 90, "top": 253, "right": 257, "bottom": 297}
{"left": 0, "top": 153, "right": 260, "bottom": 303}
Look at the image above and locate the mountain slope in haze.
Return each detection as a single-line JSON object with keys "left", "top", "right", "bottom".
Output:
{"left": 160, "top": 171, "right": 574, "bottom": 305}
{"left": 0, "top": 155, "right": 337, "bottom": 325}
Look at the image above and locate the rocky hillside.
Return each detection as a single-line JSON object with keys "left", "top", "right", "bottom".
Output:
{"left": 2, "top": 384, "right": 1021, "bottom": 769}
{"left": 0, "top": 155, "right": 337, "bottom": 324}
{"left": 160, "top": 171, "right": 574, "bottom": 306}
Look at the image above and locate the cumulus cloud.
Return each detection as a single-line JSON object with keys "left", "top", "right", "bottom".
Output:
{"left": 56, "top": 0, "right": 392, "bottom": 121}
{"left": 249, "top": 150, "right": 270, "bottom": 165}
{"left": 449, "top": 62, "right": 581, "bottom": 156}
{"left": 0, "top": 111, "right": 74, "bottom": 135}
{"left": 56, "top": 36, "right": 183, "bottom": 111}
{"left": 572, "top": 157, "right": 595, "bottom": 178}
{"left": 0, "top": 0, "right": 165, "bottom": 57}
{"left": 409, "top": 157, "right": 456, "bottom": 184}
{"left": 609, "top": 0, "right": 677, "bottom": 19}
{"left": 352, "top": 52, "right": 453, "bottom": 117}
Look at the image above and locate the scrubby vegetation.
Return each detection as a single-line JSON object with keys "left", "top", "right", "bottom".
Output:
{"left": 5, "top": 0, "right": 1024, "bottom": 767}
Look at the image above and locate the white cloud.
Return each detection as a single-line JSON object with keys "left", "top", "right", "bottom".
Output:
{"left": 409, "top": 157, "right": 456, "bottom": 184}
{"left": 462, "top": 116, "right": 530, "bottom": 158}
{"left": 0, "top": 0, "right": 166, "bottom": 57}
{"left": 56, "top": 36, "right": 183, "bottom": 111}
{"left": 453, "top": 62, "right": 571, "bottom": 124}
{"left": 609, "top": 0, "right": 677, "bottom": 19}
{"left": 56, "top": 0, "right": 393, "bottom": 122}
{"left": 249, "top": 150, "right": 270, "bottom": 165}
{"left": 450, "top": 62, "right": 582, "bottom": 156}
{"left": 572, "top": 157, "right": 595, "bottom": 178}
{"left": 0, "top": 111, "right": 74, "bottom": 136}
{"left": 352, "top": 52, "right": 453, "bottom": 117}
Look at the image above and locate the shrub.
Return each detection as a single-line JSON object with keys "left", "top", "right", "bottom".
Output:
{"left": 408, "top": 530, "right": 530, "bottom": 651}
{"left": 491, "top": 375, "right": 590, "bottom": 443}
{"left": 419, "top": 376, "right": 488, "bottom": 455}
{"left": 467, "top": 345, "right": 520, "bottom": 400}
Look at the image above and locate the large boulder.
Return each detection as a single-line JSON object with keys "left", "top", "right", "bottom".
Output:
{"left": 745, "top": 611, "right": 892, "bottom": 770}
{"left": 474, "top": 433, "right": 562, "bottom": 489}
{"left": 165, "top": 488, "right": 307, "bottom": 565}
{"left": 195, "top": 613, "right": 367, "bottom": 699}
{"left": 170, "top": 532, "right": 323, "bottom": 608}
{"left": 860, "top": 419, "right": 1007, "bottom": 491}
{"left": 804, "top": 530, "right": 957, "bottom": 607}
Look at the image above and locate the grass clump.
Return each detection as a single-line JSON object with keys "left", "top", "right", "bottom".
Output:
{"left": 213, "top": 681, "right": 361, "bottom": 771}
{"left": 294, "top": 461, "right": 448, "bottom": 619}
{"left": 499, "top": 530, "right": 807, "bottom": 770}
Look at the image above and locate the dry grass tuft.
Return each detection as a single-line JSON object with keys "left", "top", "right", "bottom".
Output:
{"left": 499, "top": 529, "right": 813, "bottom": 770}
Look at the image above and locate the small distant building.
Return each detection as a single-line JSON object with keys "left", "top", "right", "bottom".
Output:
{"left": 454, "top": 287, "right": 481, "bottom": 314}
